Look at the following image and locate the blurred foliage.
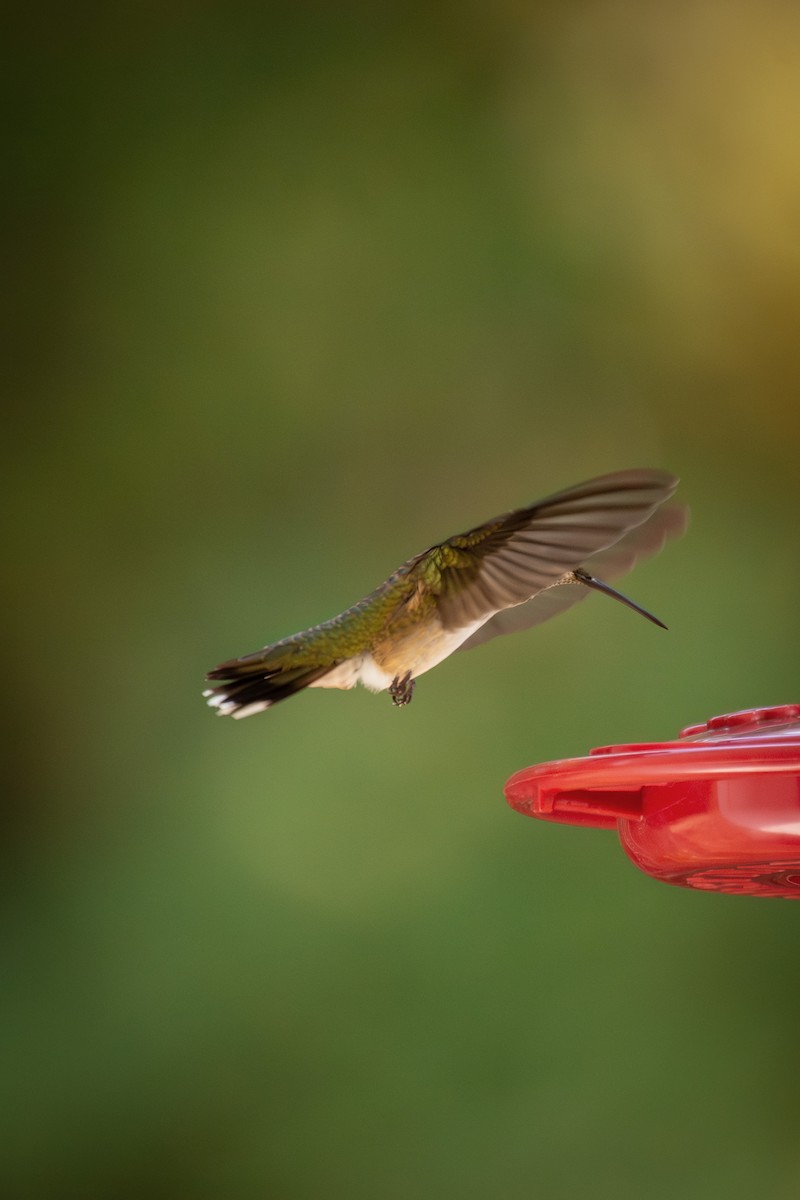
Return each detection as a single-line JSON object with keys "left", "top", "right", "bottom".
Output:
{"left": 4, "top": 2, "right": 800, "bottom": 1197}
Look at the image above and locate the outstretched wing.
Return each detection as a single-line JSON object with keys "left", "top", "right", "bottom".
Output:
{"left": 456, "top": 500, "right": 688, "bottom": 650}
{"left": 428, "top": 469, "right": 681, "bottom": 631}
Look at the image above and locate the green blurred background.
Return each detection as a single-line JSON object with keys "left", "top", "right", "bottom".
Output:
{"left": 5, "top": 2, "right": 800, "bottom": 1196}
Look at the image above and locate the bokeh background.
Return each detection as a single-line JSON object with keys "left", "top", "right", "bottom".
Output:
{"left": 5, "top": 2, "right": 800, "bottom": 1196}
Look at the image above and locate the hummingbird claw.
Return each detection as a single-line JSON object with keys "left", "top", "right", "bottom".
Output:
{"left": 389, "top": 671, "right": 415, "bottom": 707}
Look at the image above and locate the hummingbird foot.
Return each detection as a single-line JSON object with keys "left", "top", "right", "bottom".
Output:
{"left": 389, "top": 671, "right": 415, "bottom": 707}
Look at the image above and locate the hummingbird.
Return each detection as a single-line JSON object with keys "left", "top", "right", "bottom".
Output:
{"left": 204, "top": 469, "right": 687, "bottom": 718}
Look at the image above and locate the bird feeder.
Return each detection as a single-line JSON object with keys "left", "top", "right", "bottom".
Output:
{"left": 505, "top": 705, "right": 800, "bottom": 897}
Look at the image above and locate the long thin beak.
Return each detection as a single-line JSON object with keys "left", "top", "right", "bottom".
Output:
{"left": 573, "top": 568, "right": 668, "bottom": 630}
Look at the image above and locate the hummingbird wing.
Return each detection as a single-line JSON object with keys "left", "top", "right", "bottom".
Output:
{"left": 455, "top": 500, "right": 688, "bottom": 650}
{"left": 429, "top": 469, "right": 681, "bottom": 632}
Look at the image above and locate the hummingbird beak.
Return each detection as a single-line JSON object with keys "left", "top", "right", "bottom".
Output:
{"left": 572, "top": 568, "right": 668, "bottom": 630}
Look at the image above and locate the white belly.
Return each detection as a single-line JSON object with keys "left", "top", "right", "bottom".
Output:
{"left": 308, "top": 617, "right": 490, "bottom": 694}
{"left": 307, "top": 655, "right": 394, "bottom": 693}
{"left": 356, "top": 655, "right": 395, "bottom": 692}
{"left": 392, "top": 619, "right": 489, "bottom": 677}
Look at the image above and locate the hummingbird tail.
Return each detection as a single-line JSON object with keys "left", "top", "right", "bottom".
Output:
{"left": 203, "top": 658, "right": 334, "bottom": 718}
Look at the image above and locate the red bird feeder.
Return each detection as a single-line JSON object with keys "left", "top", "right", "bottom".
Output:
{"left": 505, "top": 705, "right": 800, "bottom": 898}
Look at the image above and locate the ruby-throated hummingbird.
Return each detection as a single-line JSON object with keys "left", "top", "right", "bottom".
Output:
{"left": 204, "top": 469, "right": 686, "bottom": 718}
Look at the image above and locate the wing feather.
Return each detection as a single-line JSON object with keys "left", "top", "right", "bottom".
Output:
{"left": 432, "top": 469, "right": 681, "bottom": 632}
{"left": 457, "top": 501, "right": 688, "bottom": 650}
